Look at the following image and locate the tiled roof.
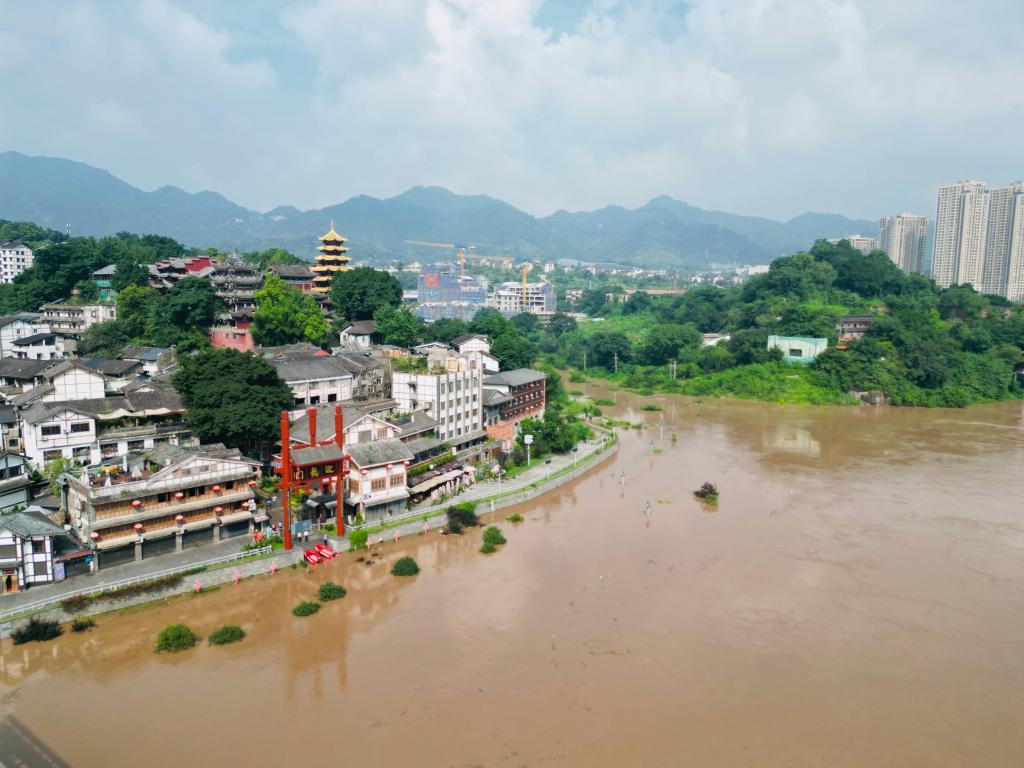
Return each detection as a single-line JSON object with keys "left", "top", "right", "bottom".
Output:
{"left": 483, "top": 368, "right": 547, "bottom": 387}
{"left": 119, "top": 345, "right": 168, "bottom": 362}
{"left": 0, "top": 312, "right": 41, "bottom": 330}
{"left": 269, "top": 355, "right": 358, "bottom": 382}
{"left": 345, "top": 438, "right": 414, "bottom": 468}
{"left": 269, "top": 263, "right": 314, "bottom": 279}
{"left": 451, "top": 334, "right": 487, "bottom": 346}
{"left": 0, "top": 358, "right": 51, "bottom": 380}
{"left": 291, "top": 444, "right": 346, "bottom": 466}
{"left": 289, "top": 400, "right": 395, "bottom": 445}
{"left": 0, "top": 510, "right": 64, "bottom": 538}
{"left": 343, "top": 320, "right": 376, "bottom": 335}
{"left": 81, "top": 358, "right": 140, "bottom": 376}
{"left": 11, "top": 332, "right": 57, "bottom": 346}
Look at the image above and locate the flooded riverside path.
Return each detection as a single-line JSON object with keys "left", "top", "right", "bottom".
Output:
{"left": 3, "top": 389, "right": 1024, "bottom": 767}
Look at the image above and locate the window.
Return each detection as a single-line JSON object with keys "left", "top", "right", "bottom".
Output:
{"left": 0, "top": 544, "right": 16, "bottom": 559}
{"left": 7, "top": 439, "right": 18, "bottom": 448}
{"left": 390, "top": 474, "right": 404, "bottom": 488}
{"left": 327, "top": 393, "right": 337, "bottom": 402}
{"left": 41, "top": 425, "right": 61, "bottom": 437}
{"left": 157, "top": 492, "right": 169, "bottom": 503}
{"left": 788, "top": 348, "right": 803, "bottom": 358}
{"left": 70, "top": 422, "right": 90, "bottom": 433}
{"left": 371, "top": 478, "right": 386, "bottom": 491}
{"left": 309, "top": 396, "right": 320, "bottom": 405}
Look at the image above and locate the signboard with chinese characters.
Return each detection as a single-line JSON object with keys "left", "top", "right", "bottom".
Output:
{"left": 289, "top": 458, "right": 348, "bottom": 483}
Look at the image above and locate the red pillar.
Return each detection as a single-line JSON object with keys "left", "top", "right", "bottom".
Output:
{"left": 308, "top": 406, "right": 317, "bottom": 445}
{"left": 335, "top": 404, "right": 344, "bottom": 535}
{"left": 280, "top": 410, "right": 292, "bottom": 551}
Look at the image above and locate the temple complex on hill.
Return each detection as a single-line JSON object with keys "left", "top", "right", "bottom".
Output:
{"left": 312, "top": 222, "right": 350, "bottom": 293}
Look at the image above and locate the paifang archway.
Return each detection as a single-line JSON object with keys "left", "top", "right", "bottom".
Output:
{"left": 276, "top": 405, "right": 348, "bottom": 551}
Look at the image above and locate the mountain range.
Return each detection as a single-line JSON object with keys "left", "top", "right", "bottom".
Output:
{"left": 0, "top": 151, "right": 879, "bottom": 270}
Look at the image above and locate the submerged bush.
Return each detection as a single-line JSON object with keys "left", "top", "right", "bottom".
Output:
{"left": 446, "top": 503, "right": 480, "bottom": 535}
{"left": 318, "top": 582, "right": 347, "bottom": 601}
{"left": 480, "top": 541, "right": 497, "bottom": 554}
{"left": 506, "top": 512, "right": 524, "bottom": 523}
{"left": 12, "top": 617, "right": 63, "bottom": 645}
{"left": 208, "top": 625, "right": 246, "bottom": 645}
{"left": 391, "top": 556, "right": 420, "bottom": 577}
{"left": 482, "top": 526, "right": 507, "bottom": 547}
{"left": 155, "top": 623, "right": 199, "bottom": 653}
{"left": 694, "top": 481, "right": 719, "bottom": 504}
{"left": 348, "top": 530, "right": 369, "bottom": 550}
{"left": 70, "top": 616, "right": 95, "bottom": 633}
{"left": 292, "top": 601, "right": 321, "bottom": 617}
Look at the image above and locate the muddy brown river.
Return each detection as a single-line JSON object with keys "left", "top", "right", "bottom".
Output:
{"left": 3, "top": 388, "right": 1024, "bottom": 767}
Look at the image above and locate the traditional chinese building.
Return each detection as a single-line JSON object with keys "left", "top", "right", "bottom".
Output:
{"left": 312, "top": 222, "right": 350, "bottom": 293}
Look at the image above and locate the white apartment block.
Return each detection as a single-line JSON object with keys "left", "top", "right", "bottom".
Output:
{"left": 0, "top": 313, "right": 50, "bottom": 358}
{"left": 391, "top": 355, "right": 483, "bottom": 442}
{"left": 982, "top": 182, "right": 1024, "bottom": 296}
{"left": 831, "top": 235, "right": 880, "bottom": 255}
{"left": 487, "top": 281, "right": 556, "bottom": 315}
{"left": 39, "top": 302, "right": 117, "bottom": 337}
{"left": 931, "top": 180, "right": 989, "bottom": 289}
{"left": 0, "top": 241, "right": 33, "bottom": 285}
{"left": 1004, "top": 194, "right": 1024, "bottom": 302}
{"left": 879, "top": 214, "right": 928, "bottom": 274}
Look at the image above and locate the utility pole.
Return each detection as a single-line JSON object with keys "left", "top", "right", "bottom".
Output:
{"left": 670, "top": 359, "right": 677, "bottom": 379}
{"left": 614, "top": 351, "right": 618, "bottom": 374}
{"left": 583, "top": 351, "right": 587, "bottom": 372}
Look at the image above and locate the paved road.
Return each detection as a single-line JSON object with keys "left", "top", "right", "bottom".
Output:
{"left": 0, "top": 717, "right": 71, "bottom": 768}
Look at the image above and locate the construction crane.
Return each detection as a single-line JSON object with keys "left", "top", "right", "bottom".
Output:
{"left": 402, "top": 240, "right": 475, "bottom": 275}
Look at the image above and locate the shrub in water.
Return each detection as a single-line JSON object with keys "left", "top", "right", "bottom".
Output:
{"left": 318, "top": 582, "right": 347, "bottom": 601}
{"left": 12, "top": 617, "right": 63, "bottom": 645}
{"left": 480, "top": 541, "right": 497, "bottom": 554}
{"left": 348, "top": 529, "right": 369, "bottom": 550}
{"left": 391, "top": 556, "right": 420, "bottom": 577}
{"left": 694, "top": 481, "right": 719, "bottom": 503}
{"left": 208, "top": 625, "right": 246, "bottom": 645}
{"left": 507, "top": 512, "right": 524, "bottom": 523}
{"left": 155, "top": 624, "right": 199, "bottom": 653}
{"left": 483, "top": 526, "right": 507, "bottom": 547}
{"left": 70, "top": 616, "right": 95, "bottom": 633}
{"left": 447, "top": 503, "right": 480, "bottom": 535}
{"left": 292, "top": 601, "right": 320, "bottom": 617}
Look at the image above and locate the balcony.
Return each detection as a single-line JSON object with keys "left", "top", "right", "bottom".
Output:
{"left": 88, "top": 465, "right": 256, "bottom": 500}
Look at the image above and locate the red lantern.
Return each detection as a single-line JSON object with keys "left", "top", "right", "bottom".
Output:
{"left": 248, "top": 480, "right": 257, "bottom": 487}
{"left": 131, "top": 499, "right": 141, "bottom": 507}
{"left": 214, "top": 506, "right": 223, "bottom": 514}
{"left": 360, "top": 469, "right": 368, "bottom": 475}
{"left": 133, "top": 523, "right": 143, "bottom": 531}
{"left": 386, "top": 463, "right": 394, "bottom": 469}
{"left": 175, "top": 492, "right": 184, "bottom": 499}
{"left": 403, "top": 460, "right": 410, "bottom": 466}
{"left": 89, "top": 531, "right": 99, "bottom": 541}
{"left": 175, "top": 514, "right": 184, "bottom": 523}
{"left": 212, "top": 485, "right": 221, "bottom": 493}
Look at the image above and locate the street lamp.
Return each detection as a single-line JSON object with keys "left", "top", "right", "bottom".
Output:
{"left": 524, "top": 433, "right": 533, "bottom": 466}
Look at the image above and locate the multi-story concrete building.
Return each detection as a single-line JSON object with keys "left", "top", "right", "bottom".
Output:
{"left": 1005, "top": 194, "right": 1024, "bottom": 302}
{"left": 487, "top": 280, "right": 556, "bottom": 316}
{"left": 830, "top": 235, "right": 880, "bottom": 255}
{"left": 0, "top": 241, "right": 33, "bottom": 285}
{"left": 391, "top": 354, "right": 484, "bottom": 442}
{"left": 0, "top": 312, "right": 49, "bottom": 358}
{"left": 39, "top": 301, "right": 117, "bottom": 338}
{"left": 482, "top": 369, "right": 547, "bottom": 450}
{"left": 931, "top": 180, "right": 990, "bottom": 288}
{"left": 416, "top": 263, "right": 488, "bottom": 320}
{"left": 343, "top": 440, "right": 413, "bottom": 521}
{"left": 9, "top": 332, "right": 72, "bottom": 361}
{"left": 63, "top": 445, "right": 261, "bottom": 570}
{"left": 879, "top": 214, "right": 928, "bottom": 274}
{"left": 0, "top": 510, "right": 65, "bottom": 593}
{"left": 982, "top": 182, "right": 1024, "bottom": 296}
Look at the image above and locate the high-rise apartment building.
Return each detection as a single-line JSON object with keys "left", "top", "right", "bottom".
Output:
{"left": 1003, "top": 193, "right": 1024, "bottom": 302}
{"left": 982, "top": 182, "right": 1024, "bottom": 296}
{"left": 879, "top": 214, "right": 928, "bottom": 274}
{"left": 0, "top": 241, "right": 33, "bottom": 285}
{"left": 931, "top": 181, "right": 989, "bottom": 288}
{"left": 829, "top": 235, "right": 879, "bottom": 255}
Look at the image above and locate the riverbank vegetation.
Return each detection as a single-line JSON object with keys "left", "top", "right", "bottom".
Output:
{"left": 317, "top": 582, "right": 347, "bottom": 601}
{"left": 12, "top": 617, "right": 63, "bottom": 645}
{"left": 480, "top": 525, "right": 507, "bottom": 554}
{"left": 208, "top": 625, "right": 246, "bottom": 645}
{"left": 531, "top": 241, "right": 1024, "bottom": 408}
{"left": 292, "top": 601, "right": 320, "bottom": 617}
{"left": 391, "top": 556, "right": 420, "bottom": 576}
{"left": 155, "top": 623, "right": 199, "bottom": 653}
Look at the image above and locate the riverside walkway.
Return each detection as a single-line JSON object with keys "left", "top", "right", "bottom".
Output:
{"left": 0, "top": 430, "right": 616, "bottom": 623}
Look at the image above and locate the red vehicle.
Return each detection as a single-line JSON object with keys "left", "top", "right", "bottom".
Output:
{"left": 303, "top": 549, "right": 322, "bottom": 566}
{"left": 314, "top": 543, "right": 336, "bottom": 559}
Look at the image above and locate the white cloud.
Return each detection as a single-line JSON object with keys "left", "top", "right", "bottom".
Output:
{"left": 2, "top": 0, "right": 1023, "bottom": 220}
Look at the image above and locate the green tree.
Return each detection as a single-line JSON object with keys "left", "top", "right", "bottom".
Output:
{"left": 491, "top": 332, "right": 537, "bottom": 369}
{"left": 424, "top": 317, "right": 471, "bottom": 343}
{"left": 469, "top": 307, "right": 513, "bottom": 339}
{"left": 373, "top": 306, "right": 423, "bottom": 347}
{"left": 172, "top": 348, "right": 293, "bottom": 452}
{"left": 116, "top": 285, "right": 159, "bottom": 338}
{"left": 77, "top": 320, "right": 131, "bottom": 357}
{"left": 637, "top": 323, "right": 702, "bottom": 365}
{"left": 146, "top": 277, "right": 222, "bottom": 347}
{"left": 330, "top": 267, "right": 402, "bottom": 322}
{"left": 252, "top": 273, "right": 328, "bottom": 347}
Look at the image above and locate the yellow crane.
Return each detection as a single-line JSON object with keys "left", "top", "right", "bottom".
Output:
{"left": 402, "top": 240, "right": 475, "bottom": 275}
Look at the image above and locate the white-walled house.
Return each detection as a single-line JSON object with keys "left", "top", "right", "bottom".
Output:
{"left": 391, "top": 354, "right": 484, "bottom": 441}
{"left": 0, "top": 312, "right": 49, "bottom": 358}
{"left": 0, "top": 241, "right": 33, "bottom": 285}
{"left": 0, "top": 452, "right": 31, "bottom": 512}
{"left": 268, "top": 354, "right": 356, "bottom": 412}
{"left": 451, "top": 334, "right": 491, "bottom": 356}
{"left": 343, "top": 439, "right": 413, "bottom": 521}
{"left": 12, "top": 361, "right": 106, "bottom": 406}
{"left": 0, "top": 510, "right": 64, "bottom": 594}
{"left": 10, "top": 331, "right": 72, "bottom": 361}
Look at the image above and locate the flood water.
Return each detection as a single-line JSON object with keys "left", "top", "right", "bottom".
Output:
{"left": 3, "top": 387, "right": 1024, "bottom": 767}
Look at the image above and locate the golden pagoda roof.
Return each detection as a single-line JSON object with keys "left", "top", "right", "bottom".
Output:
{"left": 319, "top": 221, "right": 347, "bottom": 244}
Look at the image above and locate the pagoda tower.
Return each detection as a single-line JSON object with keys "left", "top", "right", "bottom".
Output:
{"left": 312, "top": 221, "right": 351, "bottom": 293}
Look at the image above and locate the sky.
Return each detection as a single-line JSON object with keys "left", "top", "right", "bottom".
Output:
{"left": 1, "top": 0, "right": 1023, "bottom": 221}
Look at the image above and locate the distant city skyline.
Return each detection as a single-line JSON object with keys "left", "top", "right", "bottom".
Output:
{"left": 1, "top": 0, "right": 1022, "bottom": 221}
